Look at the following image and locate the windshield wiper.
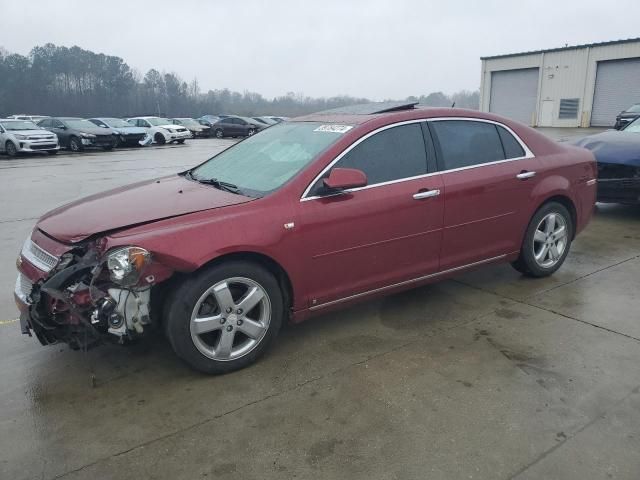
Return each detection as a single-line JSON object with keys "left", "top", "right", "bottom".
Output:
{"left": 185, "top": 171, "right": 242, "bottom": 195}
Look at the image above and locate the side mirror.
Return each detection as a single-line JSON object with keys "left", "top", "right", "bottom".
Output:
{"left": 58, "top": 125, "right": 67, "bottom": 130}
{"left": 323, "top": 168, "right": 368, "bottom": 191}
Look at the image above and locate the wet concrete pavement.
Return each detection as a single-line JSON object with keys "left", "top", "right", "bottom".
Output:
{"left": 0, "top": 133, "right": 639, "bottom": 479}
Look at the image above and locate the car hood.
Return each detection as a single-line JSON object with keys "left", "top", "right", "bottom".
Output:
{"left": 37, "top": 175, "right": 254, "bottom": 243}
{"left": 8, "top": 129, "right": 55, "bottom": 136}
{"left": 618, "top": 112, "right": 640, "bottom": 119}
{"left": 111, "top": 126, "right": 147, "bottom": 135}
{"left": 572, "top": 131, "right": 640, "bottom": 166}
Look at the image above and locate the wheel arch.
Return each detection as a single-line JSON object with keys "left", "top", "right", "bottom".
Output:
{"left": 198, "top": 251, "right": 294, "bottom": 315}
{"left": 535, "top": 195, "right": 577, "bottom": 239}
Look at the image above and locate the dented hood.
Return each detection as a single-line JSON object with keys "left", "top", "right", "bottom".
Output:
{"left": 37, "top": 175, "right": 253, "bottom": 243}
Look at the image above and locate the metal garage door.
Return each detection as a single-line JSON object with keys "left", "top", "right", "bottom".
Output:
{"left": 591, "top": 58, "right": 640, "bottom": 127}
{"left": 489, "top": 68, "right": 539, "bottom": 125}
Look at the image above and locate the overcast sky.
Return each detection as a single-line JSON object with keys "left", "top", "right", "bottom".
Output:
{"left": 1, "top": 0, "right": 639, "bottom": 100}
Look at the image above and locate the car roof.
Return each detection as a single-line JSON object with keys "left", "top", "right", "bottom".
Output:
{"left": 292, "top": 104, "right": 512, "bottom": 126}
{"left": 57, "top": 117, "right": 83, "bottom": 120}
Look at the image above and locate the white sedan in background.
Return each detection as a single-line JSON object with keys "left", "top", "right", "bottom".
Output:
{"left": 0, "top": 119, "right": 59, "bottom": 156}
{"left": 126, "top": 116, "right": 191, "bottom": 145}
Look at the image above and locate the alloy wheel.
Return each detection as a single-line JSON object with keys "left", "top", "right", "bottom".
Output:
{"left": 190, "top": 277, "right": 271, "bottom": 361}
{"left": 532, "top": 212, "right": 568, "bottom": 268}
{"left": 69, "top": 138, "right": 80, "bottom": 152}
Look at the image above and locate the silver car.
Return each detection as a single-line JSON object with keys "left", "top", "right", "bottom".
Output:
{"left": 0, "top": 119, "right": 59, "bottom": 156}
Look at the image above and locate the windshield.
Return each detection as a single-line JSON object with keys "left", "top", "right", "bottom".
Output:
{"left": 177, "top": 119, "right": 199, "bottom": 127}
{"left": 101, "top": 118, "right": 132, "bottom": 128}
{"left": 624, "top": 117, "right": 640, "bottom": 132}
{"left": 147, "top": 117, "right": 172, "bottom": 126}
{"left": 64, "top": 119, "right": 97, "bottom": 129}
{"left": 626, "top": 104, "right": 640, "bottom": 113}
{"left": 0, "top": 120, "right": 40, "bottom": 131}
{"left": 190, "top": 122, "right": 352, "bottom": 197}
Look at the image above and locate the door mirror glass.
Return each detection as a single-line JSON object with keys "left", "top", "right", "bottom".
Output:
{"left": 323, "top": 168, "right": 368, "bottom": 191}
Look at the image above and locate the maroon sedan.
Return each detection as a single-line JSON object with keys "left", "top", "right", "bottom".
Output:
{"left": 14, "top": 104, "right": 597, "bottom": 374}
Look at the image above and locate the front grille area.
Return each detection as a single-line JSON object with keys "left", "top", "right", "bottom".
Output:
{"left": 175, "top": 128, "right": 187, "bottom": 133}
{"left": 22, "top": 239, "right": 58, "bottom": 272}
{"left": 30, "top": 144, "right": 57, "bottom": 150}
{"left": 597, "top": 163, "right": 640, "bottom": 180}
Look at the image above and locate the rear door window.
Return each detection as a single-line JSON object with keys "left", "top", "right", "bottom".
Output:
{"left": 430, "top": 120, "right": 505, "bottom": 170}
{"left": 497, "top": 126, "right": 525, "bottom": 159}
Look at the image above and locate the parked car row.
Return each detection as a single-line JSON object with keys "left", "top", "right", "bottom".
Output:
{"left": 1, "top": 113, "right": 290, "bottom": 157}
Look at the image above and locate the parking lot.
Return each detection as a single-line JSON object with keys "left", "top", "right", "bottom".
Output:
{"left": 1, "top": 133, "right": 639, "bottom": 479}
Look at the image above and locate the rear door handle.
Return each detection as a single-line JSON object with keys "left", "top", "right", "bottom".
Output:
{"left": 516, "top": 171, "right": 536, "bottom": 180}
{"left": 413, "top": 189, "right": 440, "bottom": 200}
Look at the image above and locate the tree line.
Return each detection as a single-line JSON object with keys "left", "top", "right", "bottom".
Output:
{"left": 0, "top": 44, "right": 479, "bottom": 118}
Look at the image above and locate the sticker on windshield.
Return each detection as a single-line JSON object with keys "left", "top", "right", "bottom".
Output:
{"left": 314, "top": 125, "right": 353, "bottom": 133}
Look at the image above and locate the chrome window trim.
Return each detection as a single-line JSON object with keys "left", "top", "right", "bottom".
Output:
{"left": 300, "top": 117, "right": 535, "bottom": 202}
{"left": 309, "top": 253, "right": 508, "bottom": 311}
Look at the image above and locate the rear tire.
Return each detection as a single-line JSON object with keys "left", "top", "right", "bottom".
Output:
{"left": 247, "top": 128, "right": 255, "bottom": 136}
{"left": 154, "top": 132, "right": 166, "bottom": 145}
{"left": 177, "top": 139, "right": 185, "bottom": 144}
{"left": 165, "top": 261, "right": 284, "bottom": 374}
{"left": 215, "top": 129, "right": 223, "bottom": 138}
{"left": 511, "top": 202, "right": 573, "bottom": 278}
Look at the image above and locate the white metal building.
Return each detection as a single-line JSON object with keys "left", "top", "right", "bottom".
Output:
{"left": 479, "top": 38, "right": 640, "bottom": 127}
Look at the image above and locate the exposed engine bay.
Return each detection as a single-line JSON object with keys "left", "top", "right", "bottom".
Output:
{"left": 18, "top": 236, "right": 166, "bottom": 351}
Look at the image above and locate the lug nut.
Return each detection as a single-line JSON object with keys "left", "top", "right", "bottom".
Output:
{"left": 220, "top": 318, "right": 226, "bottom": 324}
{"left": 225, "top": 307, "right": 232, "bottom": 313}
{"left": 236, "top": 308, "right": 243, "bottom": 314}
{"left": 237, "top": 319, "right": 243, "bottom": 326}
{"left": 226, "top": 325, "right": 233, "bottom": 332}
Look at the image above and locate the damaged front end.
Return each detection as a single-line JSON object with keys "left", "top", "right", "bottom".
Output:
{"left": 597, "top": 163, "right": 640, "bottom": 205}
{"left": 16, "top": 232, "right": 169, "bottom": 350}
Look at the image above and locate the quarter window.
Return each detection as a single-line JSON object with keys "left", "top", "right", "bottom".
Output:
{"left": 431, "top": 120, "right": 505, "bottom": 170}
{"left": 497, "top": 126, "right": 525, "bottom": 159}
{"left": 329, "top": 123, "right": 427, "bottom": 187}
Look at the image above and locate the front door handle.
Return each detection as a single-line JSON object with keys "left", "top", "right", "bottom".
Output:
{"left": 413, "top": 189, "right": 441, "bottom": 200}
{"left": 516, "top": 171, "right": 536, "bottom": 180}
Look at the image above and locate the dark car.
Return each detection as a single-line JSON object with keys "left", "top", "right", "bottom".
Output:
{"left": 614, "top": 103, "right": 640, "bottom": 130}
{"left": 15, "top": 103, "right": 596, "bottom": 374}
{"left": 210, "top": 116, "right": 259, "bottom": 138}
{"left": 171, "top": 118, "right": 211, "bottom": 138}
{"left": 573, "top": 117, "right": 640, "bottom": 204}
{"left": 88, "top": 118, "right": 147, "bottom": 147}
{"left": 37, "top": 117, "right": 116, "bottom": 152}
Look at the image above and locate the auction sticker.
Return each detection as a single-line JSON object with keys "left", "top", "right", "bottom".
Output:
{"left": 314, "top": 125, "right": 353, "bottom": 133}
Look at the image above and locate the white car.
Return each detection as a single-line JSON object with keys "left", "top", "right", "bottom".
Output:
{"left": 7, "top": 114, "right": 51, "bottom": 123}
{"left": 0, "top": 119, "right": 59, "bottom": 156}
{"left": 126, "top": 117, "right": 191, "bottom": 145}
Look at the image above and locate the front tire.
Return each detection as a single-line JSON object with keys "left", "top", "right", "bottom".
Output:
{"left": 154, "top": 132, "right": 166, "bottom": 145}
{"left": 69, "top": 136, "right": 83, "bottom": 152}
{"left": 165, "top": 261, "right": 284, "bottom": 374}
{"left": 176, "top": 139, "right": 185, "bottom": 144}
{"left": 511, "top": 202, "right": 573, "bottom": 277}
{"left": 215, "top": 129, "right": 223, "bottom": 138}
{"left": 46, "top": 150, "right": 58, "bottom": 155}
{"left": 5, "top": 141, "right": 17, "bottom": 156}
{"left": 247, "top": 128, "right": 255, "bottom": 136}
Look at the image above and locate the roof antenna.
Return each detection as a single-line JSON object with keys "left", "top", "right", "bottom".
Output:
{"left": 451, "top": 101, "right": 456, "bottom": 108}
